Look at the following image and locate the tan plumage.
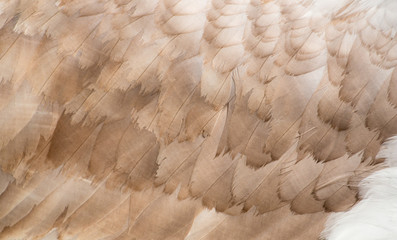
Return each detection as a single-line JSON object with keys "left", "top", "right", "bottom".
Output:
{"left": 0, "top": 0, "right": 396, "bottom": 239}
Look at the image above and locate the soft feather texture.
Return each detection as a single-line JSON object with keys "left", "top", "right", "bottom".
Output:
{"left": 0, "top": 0, "right": 396, "bottom": 239}
{"left": 322, "top": 136, "right": 397, "bottom": 240}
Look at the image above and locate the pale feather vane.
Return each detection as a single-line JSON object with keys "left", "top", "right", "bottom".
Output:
{"left": 0, "top": 0, "right": 396, "bottom": 239}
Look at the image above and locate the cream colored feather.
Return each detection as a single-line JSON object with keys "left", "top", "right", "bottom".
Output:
{"left": 0, "top": 0, "right": 397, "bottom": 239}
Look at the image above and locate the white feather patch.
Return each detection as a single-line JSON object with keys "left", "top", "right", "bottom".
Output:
{"left": 322, "top": 136, "right": 397, "bottom": 240}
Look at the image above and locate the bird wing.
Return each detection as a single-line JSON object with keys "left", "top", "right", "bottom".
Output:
{"left": 0, "top": 0, "right": 396, "bottom": 239}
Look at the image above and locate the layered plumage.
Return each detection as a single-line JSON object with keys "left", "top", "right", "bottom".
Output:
{"left": 0, "top": 0, "right": 396, "bottom": 239}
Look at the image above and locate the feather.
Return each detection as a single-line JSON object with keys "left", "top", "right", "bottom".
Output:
{"left": 158, "top": 56, "right": 202, "bottom": 143}
{"left": 232, "top": 145, "right": 291, "bottom": 213}
{"left": 224, "top": 94, "right": 271, "bottom": 166}
{"left": 279, "top": 154, "right": 323, "bottom": 204}
{"left": 1, "top": 0, "right": 397, "bottom": 239}
{"left": 111, "top": 124, "right": 159, "bottom": 191}
{"left": 0, "top": 100, "right": 59, "bottom": 173}
{"left": 388, "top": 68, "right": 397, "bottom": 107}
{"left": 87, "top": 118, "right": 131, "bottom": 182}
{"left": 322, "top": 137, "right": 397, "bottom": 240}
{"left": 126, "top": 187, "right": 200, "bottom": 240}
{"left": 314, "top": 154, "right": 361, "bottom": 201}
{"left": 0, "top": 82, "right": 41, "bottom": 149}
